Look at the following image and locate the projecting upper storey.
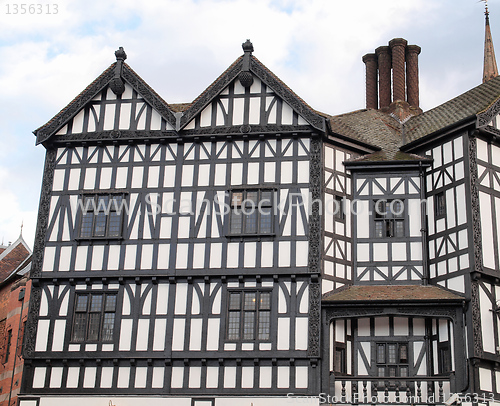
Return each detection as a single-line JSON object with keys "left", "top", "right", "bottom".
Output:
{"left": 33, "top": 42, "right": 334, "bottom": 148}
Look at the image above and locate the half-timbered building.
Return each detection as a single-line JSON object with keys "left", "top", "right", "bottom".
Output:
{"left": 18, "top": 9, "right": 500, "bottom": 406}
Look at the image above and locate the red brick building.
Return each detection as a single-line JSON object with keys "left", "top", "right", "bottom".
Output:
{"left": 0, "top": 236, "right": 31, "bottom": 406}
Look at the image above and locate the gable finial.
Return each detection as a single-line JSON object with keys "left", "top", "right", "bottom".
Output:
{"left": 110, "top": 47, "right": 127, "bottom": 95}
{"left": 242, "top": 39, "right": 254, "bottom": 54}
{"left": 239, "top": 39, "right": 254, "bottom": 88}
{"left": 115, "top": 46, "right": 127, "bottom": 62}
{"left": 20, "top": 221, "right": 23, "bottom": 237}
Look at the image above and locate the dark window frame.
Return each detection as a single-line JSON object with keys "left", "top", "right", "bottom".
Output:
{"left": 373, "top": 199, "right": 405, "bottom": 238}
{"left": 226, "top": 289, "right": 272, "bottom": 342}
{"left": 375, "top": 342, "right": 410, "bottom": 378}
{"left": 334, "top": 195, "right": 346, "bottom": 221}
{"left": 71, "top": 292, "right": 117, "bottom": 343}
{"left": 437, "top": 342, "right": 452, "bottom": 375}
{"left": 228, "top": 189, "right": 275, "bottom": 237}
{"left": 435, "top": 191, "right": 446, "bottom": 219}
{"left": 77, "top": 193, "right": 127, "bottom": 240}
{"left": 334, "top": 342, "right": 347, "bottom": 374}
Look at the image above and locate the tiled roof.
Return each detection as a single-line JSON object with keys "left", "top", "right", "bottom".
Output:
{"left": 404, "top": 75, "right": 500, "bottom": 143}
{"left": 0, "top": 237, "right": 31, "bottom": 284}
{"left": 323, "top": 285, "right": 464, "bottom": 302}
{"left": 169, "top": 103, "right": 191, "bottom": 113}
{"left": 325, "top": 109, "right": 428, "bottom": 161}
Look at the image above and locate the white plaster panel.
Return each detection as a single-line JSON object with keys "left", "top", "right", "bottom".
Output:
{"left": 106, "top": 245, "right": 120, "bottom": 270}
{"left": 281, "top": 161, "right": 293, "bottom": 183}
{"left": 277, "top": 318, "right": 290, "bottom": 350}
{"left": 119, "top": 318, "right": 133, "bottom": 351}
{"left": 135, "top": 367, "right": 148, "bottom": 388}
{"left": 100, "top": 367, "right": 113, "bottom": 388}
{"left": 480, "top": 191, "right": 496, "bottom": 269}
{"left": 83, "top": 367, "right": 96, "bottom": 388}
{"left": 241, "top": 366, "right": 254, "bottom": 388}
{"left": 172, "top": 319, "right": 186, "bottom": 351}
{"left": 373, "top": 243, "right": 388, "bottom": 262}
{"left": 157, "top": 244, "right": 170, "bottom": 269}
{"left": 260, "top": 366, "right": 272, "bottom": 388}
{"left": 480, "top": 367, "right": 493, "bottom": 392}
{"left": 231, "top": 162, "right": 243, "bottom": 185}
{"left": 248, "top": 162, "right": 260, "bottom": 184}
{"left": 477, "top": 139, "right": 489, "bottom": 162}
{"left": 188, "top": 366, "right": 201, "bottom": 388}
{"left": 152, "top": 367, "right": 164, "bottom": 388}
{"left": 136, "top": 319, "right": 149, "bottom": 350}
{"left": 374, "top": 317, "right": 390, "bottom": 336}
{"left": 51, "top": 320, "right": 66, "bottom": 351}
{"left": 295, "top": 318, "right": 308, "bottom": 350}
{"left": 277, "top": 366, "right": 290, "bottom": 388}
{"left": 244, "top": 242, "right": 257, "bottom": 268}
{"left": 279, "top": 241, "right": 291, "bottom": 267}
{"left": 224, "top": 366, "right": 237, "bottom": 388}
{"left": 117, "top": 367, "right": 130, "bottom": 388}
{"left": 189, "top": 319, "right": 203, "bottom": 351}
{"left": 206, "top": 366, "right": 219, "bottom": 388}
{"left": 35, "top": 319, "right": 50, "bottom": 352}
{"left": 33, "top": 367, "right": 46, "bottom": 388}
{"left": 49, "top": 367, "right": 63, "bottom": 388}
{"left": 66, "top": 367, "right": 79, "bottom": 388}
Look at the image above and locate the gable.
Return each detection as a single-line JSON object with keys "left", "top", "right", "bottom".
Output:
{"left": 183, "top": 74, "right": 310, "bottom": 133}
{"left": 35, "top": 62, "right": 177, "bottom": 145}
{"left": 54, "top": 82, "right": 175, "bottom": 137}
{"left": 179, "top": 52, "right": 326, "bottom": 134}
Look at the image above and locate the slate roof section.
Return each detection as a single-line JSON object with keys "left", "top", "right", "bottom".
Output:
{"left": 404, "top": 75, "right": 500, "bottom": 144}
{"left": 323, "top": 109, "right": 429, "bottom": 162}
{"left": 0, "top": 236, "right": 32, "bottom": 284}
{"left": 323, "top": 285, "right": 464, "bottom": 302}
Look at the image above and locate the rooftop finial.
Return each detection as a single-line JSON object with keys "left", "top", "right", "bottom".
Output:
{"left": 239, "top": 39, "right": 254, "bottom": 88}
{"left": 115, "top": 46, "right": 127, "bottom": 61}
{"left": 110, "top": 47, "right": 127, "bottom": 95}
{"left": 20, "top": 221, "right": 23, "bottom": 237}
{"left": 242, "top": 39, "right": 254, "bottom": 54}
{"left": 482, "top": 0, "right": 499, "bottom": 82}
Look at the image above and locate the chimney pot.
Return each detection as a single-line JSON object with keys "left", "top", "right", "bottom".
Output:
{"left": 362, "top": 53, "right": 378, "bottom": 109}
{"left": 389, "top": 38, "right": 408, "bottom": 102}
{"left": 406, "top": 44, "right": 421, "bottom": 109}
{"left": 375, "top": 46, "right": 392, "bottom": 108}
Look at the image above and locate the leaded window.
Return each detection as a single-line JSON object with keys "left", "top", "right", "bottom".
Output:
{"left": 227, "top": 290, "right": 271, "bottom": 341}
{"left": 71, "top": 293, "right": 117, "bottom": 342}
{"left": 374, "top": 199, "right": 405, "bottom": 238}
{"left": 376, "top": 343, "right": 409, "bottom": 378}
{"left": 79, "top": 194, "right": 126, "bottom": 239}
{"left": 435, "top": 191, "right": 446, "bottom": 219}
{"left": 229, "top": 189, "right": 274, "bottom": 235}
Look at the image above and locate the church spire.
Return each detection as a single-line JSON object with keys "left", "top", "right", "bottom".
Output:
{"left": 483, "top": 0, "right": 499, "bottom": 83}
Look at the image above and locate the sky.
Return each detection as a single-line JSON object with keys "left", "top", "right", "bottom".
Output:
{"left": 0, "top": 0, "right": 495, "bottom": 249}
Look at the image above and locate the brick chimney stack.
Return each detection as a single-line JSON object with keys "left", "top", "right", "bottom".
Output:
{"left": 362, "top": 53, "right": 378, "bottom": 109}
{"left": 363, "top": 38, "right": 422, "bottom": 116}
{"left": 375, "top": 46, "right": 392, "bottom": 109}
{"left": 389, "top": 38, "right": 407, "bottom": 102}
{"left": 406, "top": 45, "right": 421, "bottom": 109}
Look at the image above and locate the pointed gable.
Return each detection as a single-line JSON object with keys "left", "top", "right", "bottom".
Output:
{"left": 0, "top": 236, "right": 31, "bottom": 284}
{"left": 35, "top": 57, "right": 177, "bottom": 145}
{"left": 180, "top": 42, "right": 326, "bottom": 134}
